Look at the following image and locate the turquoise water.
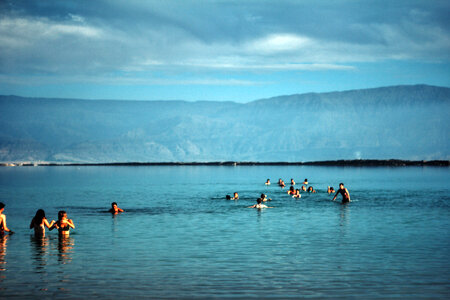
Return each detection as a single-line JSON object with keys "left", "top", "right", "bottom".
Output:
{"left": 0, "top": 165, "right": 449, "bottom": 298}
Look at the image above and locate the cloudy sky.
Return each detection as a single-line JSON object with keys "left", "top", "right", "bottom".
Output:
{"left": 0, "top": 0, "right": 449, "bottom": 101}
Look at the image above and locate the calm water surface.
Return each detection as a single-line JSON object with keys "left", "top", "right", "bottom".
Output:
{"left": 0, "top": 166, "right": 449, "bottom": 298}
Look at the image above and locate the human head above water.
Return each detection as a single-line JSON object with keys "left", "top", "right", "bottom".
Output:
{"left": 339, "top": 183, "right": 344, "bottom": 188}
{"left": 111, "top": 202, "right": 118, "bottom": 208}
{"left": 256, "top": 198, "right": 262, "bottom": 204}
{"left": 34, "top": 209, "right": 46, "bottom": 220}
{"left": 0, "top": 202, "right": 4, "bottom": 210}
{"left": 58, "top": 210, "right": 67, "bottom": 220}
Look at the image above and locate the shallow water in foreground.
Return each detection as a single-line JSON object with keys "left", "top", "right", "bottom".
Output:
{"left": 0, "top": 165, "right": 449, "bottom": 298}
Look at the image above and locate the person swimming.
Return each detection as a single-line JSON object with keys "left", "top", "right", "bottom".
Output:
{"left": 332, "top": 183, "right": 351, "bottom": 203}
{"left": 265, "top": 179, "right": 271, "bottom": 185}
{"left": 248, "top": 198, "right": 272, "bottom": 209}
{"left": 301, "top": 185, "right": 307, "bottom": 191}
{"left": 30, "top": 209, "right": 55, "bottom": 237}
{"left": 307, "top": 186, "right": 316, "bottom": 193}
{"left": 109, "top": 202, "right": 124, "bottom": 214}
{"left": 293, "top": 189, "right": 301, "bottom": 198}
{"left": 226, "top": 192, "right": 239, "bottom": 200}
{"left": 327, "top": 186, "right": 335, "bottom": 194}
{"left": 0, "top": 202, "right": 13, "bottom": 236}
{"left": 260, "top": 193, "right": 272, "bottom": 202}
{"left": 303, "top": 179, "right": 308, "bottom": 185}
{"left": 290, "top": 178, "right": 295, "bottom": 185}
{"left": 287, "top": 185, "right": 295, "bottom": 195}
{"left": 50, "top": 210, "right": 75, "bottom": 236}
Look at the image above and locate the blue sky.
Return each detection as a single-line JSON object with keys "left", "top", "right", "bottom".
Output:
{"left": 0, "top": 0, "right": 449, "bottom": 102}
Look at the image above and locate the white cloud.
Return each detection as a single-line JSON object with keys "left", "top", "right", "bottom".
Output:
{"left": 0, "top": 2, "right": 448, "bottom": 82}
{"left": 245, "top": 33, "right": 312, "bottom": 54}
{"left": 0, "top": 16, "right": 103, "bottom": 49}
{"left": 68, "top": 14, "right": 86, "bottom": 23}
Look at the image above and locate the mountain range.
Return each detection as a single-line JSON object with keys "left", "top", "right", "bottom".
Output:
{"left": 1, "top": 84, "right": 449, "bottom": 163}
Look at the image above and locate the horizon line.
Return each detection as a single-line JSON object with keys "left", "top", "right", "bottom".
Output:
{"left": 1, "top": 83, "right": 448, "bottom": 103}
{"left": 2, "top": 159, "right": 449, "bottom": 167}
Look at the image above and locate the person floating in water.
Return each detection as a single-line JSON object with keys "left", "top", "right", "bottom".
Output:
{"left": 303, "top": 178, "right": 308, "bottom": 185}
{"left": 260, "top": 193, "right": 272, "bottom": 202}
{"left": 226, "top": 192, "right": 239, "bottom": 200}
{"left": 307, "top": 186, "right": 316, "bottom": 193}
{"left": 332, "top": 183, "right": 351, "bottom": 203}
{"left": 293, "top": 189, "right": 301, "bottom": 198}
{"left": 290, "top": 178, "right": 295, "bottom": 185}
{"left": 0, "top": 203, "right": 14, "bottom": 235}
{"left": 301, "top": 185, "right": 307, "bottom": 191}
{"left": 327, "top": 186, "right": 335, "bottom": 194}
{"left": 288, "top": 185, "right": 296, "bottom": 195}
{"left": 265, "top": 179, "right": 271, "bottom": 185}
{"left": 109, "top": 202, "right": 124, "bottom": 214}
{"left": 248, "top": 198, "right": 272, "bottom": 209}
{"left": 30, "top": 209, "right": 55, "bottom": 237}
{"left": 50, "top": 210, "right": 75, "bottom": 236}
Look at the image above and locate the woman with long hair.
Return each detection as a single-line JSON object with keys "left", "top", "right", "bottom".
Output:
{"left": 30, "top": 209, "right": 55, "bottom": 237}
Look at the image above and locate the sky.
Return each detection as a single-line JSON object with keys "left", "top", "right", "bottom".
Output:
{"left": 0, "top": 0, "right": 449, "bottom": 102}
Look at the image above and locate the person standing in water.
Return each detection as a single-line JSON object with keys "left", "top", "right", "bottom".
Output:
{"left": 332, "top": 183, "right": 351, "bottom": 203}
{"left": 30, "top": 209, "right": 55, "bottom": 237}
{"left": 109, "top": 202, "right": 124, "bottom": 214}
{"left": 50, "top": 211, "right": 75, "bottom": 236}
{"left": 0, "top": 203, "right": 13, "bottom": 235}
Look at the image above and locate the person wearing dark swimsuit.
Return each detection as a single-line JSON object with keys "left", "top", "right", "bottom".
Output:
{"left": 332, "top": 183, "right": 351, "bottom": 203}
{"left": 50, "top": 210, "right": 75, "bottom": 236}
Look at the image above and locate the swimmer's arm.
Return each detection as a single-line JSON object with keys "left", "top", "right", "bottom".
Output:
{"left": 67, "top": 219, "right": 75, "bottom": 229}
{"left": 346, "top": 188, "right": 351, "bottom": 201}
{"left": 44, "top": 219, "right": 55, "bottom": 229}
{"left": 118, "top": 208, "right": 124, "bottom": 212}
{"left": 1, "top": 215, "right": 12, "bottom": 232}
{"left": 332, "top": 191, "right": 338, "bottom": 201}
{"left": 49, "top": 222, "right": 58, "bottom": 231}
{"left": 247, "top": 205, "right": 256, "bottom": 208}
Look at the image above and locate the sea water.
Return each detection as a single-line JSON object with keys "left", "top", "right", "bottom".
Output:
{"left": 0, "top": 165, "right": 449, "bottom": 298}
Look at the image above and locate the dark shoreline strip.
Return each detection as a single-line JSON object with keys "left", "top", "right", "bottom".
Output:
{"left": 3, "top": 159, "right": 449, "bottom": 167}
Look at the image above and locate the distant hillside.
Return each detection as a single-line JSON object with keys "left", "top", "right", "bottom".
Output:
{"left": 1, "top": 84, "right": 449, "bottom": 163}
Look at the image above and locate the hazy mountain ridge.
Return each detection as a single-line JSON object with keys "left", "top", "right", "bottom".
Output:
{"left": 1, "top": 85, "right": 449, "bottom": 162}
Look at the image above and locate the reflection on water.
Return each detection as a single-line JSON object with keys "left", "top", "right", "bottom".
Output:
{"left": 30, "top": 235, "right": 50, "bottom": 271}
{"left": 57, "top": 235, "right": 74, "bottom": 264}
{"left": 0, "top": 235, "right": 7, "bottom": 290}
{"left": 339, "top": 204, "right": 349, "bottom": 227}
{"left": 0, "top": 235, "right": 8, "bottom": 272}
